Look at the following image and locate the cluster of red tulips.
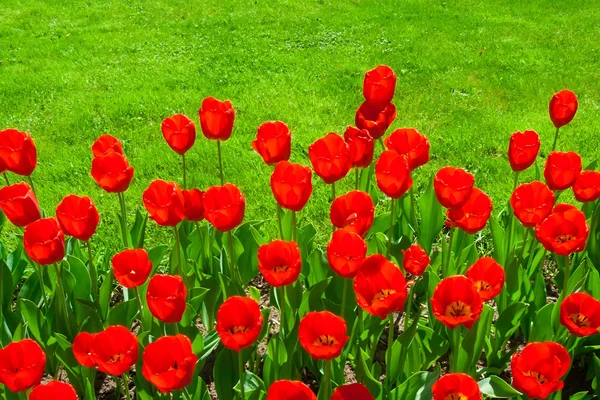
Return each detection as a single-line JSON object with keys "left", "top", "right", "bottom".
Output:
{"left": 0, "top": 65, "right": 599, "bottom": 400}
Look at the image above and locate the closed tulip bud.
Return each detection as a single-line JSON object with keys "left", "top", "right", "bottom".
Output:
{"left": 0, "top": 129, "right": 37, "bottom": 176}
{"left": 161, "top": 114, "right": 196, "bottom": 155}
{"left": 143, "top": 179, "right": 185, "bottom": 226}
{"left": 56, "top": 194, "right": 100, "bottom": 241}
{"left": 252, "top": 121, "right": 291, "bottom": 165}
{"left": 0, "top": 182, "right": 40, "bottom": 227}
{"left": 199, "top": 97, "right": 235, "bottom": 141}
{"left": 23, "top": 218, "right": 65, "bottom": 265}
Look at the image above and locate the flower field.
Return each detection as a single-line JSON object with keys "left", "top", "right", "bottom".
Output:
{"left": 0, "top": 64, "right": 599, "bottom": 400}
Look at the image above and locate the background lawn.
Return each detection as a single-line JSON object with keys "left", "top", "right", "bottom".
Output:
{"left": 1, "top": 0, "right": 599, "bottom": 250}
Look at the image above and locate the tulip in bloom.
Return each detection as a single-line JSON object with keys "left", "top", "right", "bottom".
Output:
{"left": 252, "top": 121, "right": 291, "bottom": 165}
{"left": 402, "top": 244, "right": 430, "bottom": 276}
{"left": 92, "top": 325, "right": 138, "bottom": 376}
{"left": 432, "top": 373, "right": 481, "bottom": 400}
{"left": 142, "top": 334, "right": 198, "bottom": 393}
{"left": 465, "top": 257, "right": 505, "bottom": 301}
{"left": 56, "top": 194, "right": 100, "bottom": 241}
{"left": 0, "top": 339, "right": 46, "bottom": 392}
{"left": 257, "top": 240, "right": 302, "bottom": 287}
{"left": 161, "top": 114, "right": 196, "bottom": 155}
{"left": 508, "top": 130, "right": 541, "bottom": 172}
{"left": 535, "top": 204, "right": 589, "bottom": 256}
{"left": 434, "top": 167, "right": 475, "bottom": 209}
{"left": 384, "top": 128, "right": 430, "bottom": 170}
{"left": 431, "top": 276, "right": 483, "bottom": 329}
{"left": 308, "top": 133, "right": 352, "bottom": 184}
{"left": 326, "top": 229, "right": 367, "bottom": 279}
{"left": 511, "top": 342, "right": 570, "bottom": 399}
{"left": 510, "top": 181, "right": 555, "bottom": 228}
{"left": 298, "top": 311, "right": 348, "bottom": 360}
{"left": 199, "top": 97, "right": 235, "bottom": 141}
{"left": 343, "top": 126, "right": 374, "bottom": 169}
{"left": 90, "top": 152, "right": 134, "bottom": 193}
{"left": 182, "top": 188, "right": 204, "bottom": 221}
{"left": 355, "top": 101, "right": 396, "bottom": 139}
{"left": 216, "top": 296, "right": 263, "bottom": 352}
{"left": 143, "top": 179, "right": 185, "bottom": 226}
{"left": 375, "top": 150, "right": 413, "bottom": 198}
{"left": 112, "top": 248, "right": 153, "bottom": 288}
{"left": 447, "top": 188, "right": 492, "bottom": 234}
{"left": 354, "top": 254, "right": 408, "bottom": 319}
{"left": 266, "top": 380, "right": 316, "bottom": 400}
{"left": 202, "top": 183, "right": 245, "bottom": 232}
{"left": 0, "top": 182, "right": 40, "bottom": 227}
{"left": 146, "top": 274, "right": 187, "bottom": 323}
{"left": 559, "top": 292, "right": 600, "bottom": 337}
{"left": 23, "top": 217, "right": 65, "bottom": 265}
{"left": 331, "top": 383, "right": 374, "bottom": 400}
{"left": 91, "top": 134, "right": 124, "bottom": 157}
{"left": 363, "top": 65, "right": 396, "bottom": 105}
{"left": 572, "top": 170, "right": 600, "bottom": 203}
{"left": 270, "top": 161, "right": 313, "bottom": 212}
{"left": 0, "top": 129, "right": 37, "bottom": 176}
{"left": 544, "top": 151, "right": 582, "bottom": 191}
{"left": 29, "top": 380, "right": 77, "bottom": 400}
{"left": 72, "top": 331, "right": 97, "bottom": 368}
{"left": 330, "top": 190, "right": 374, "bottom": 237}
{"left": 549, "top": 90, "right": 578, "bottom": 128}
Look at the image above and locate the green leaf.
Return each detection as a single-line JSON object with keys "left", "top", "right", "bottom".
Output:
{"left": 489, "top": 216, "right": 506, "bottom": 266}
{"left": 529, "top": 302, "right": 555, "bottom": 342}
{"left": 417, "top": 178, "right": 444, "bottom": 253}
{"left": 456, "top": 305, "right": 493, "bottom": 374}
{"left": 214, "top": 349, "right": 240, "bottom": 400}
{"left": 478, "top": 376, "right": 522, "bottom": 398}
{"left": 355, "top": 349, "right": 382, "bottom": 399}
{"left": 20, "top": 298, "right": 49, "bottom": 344}
{"left": 391, "top": 366, "right": 440, "bottom": 400}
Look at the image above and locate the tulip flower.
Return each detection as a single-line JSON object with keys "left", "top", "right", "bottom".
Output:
{"left": 56, "top": 194, "right": 99, "bottom": 241}
{"left": 298, "top": 311, "right": 348, "bottom": 361}
{"left": 326, "top": 229, "right": 367, "bottom": 279}
{"left": 535, "top": 204, "right": 589, "bottom": 256}
{"left": 329, "top": 190, "right": 374, "bottom": 237}
{"left": 142, "top": 334, "right": 197, "bottom": 393}
{"left": 257, "top": 240, "right": 301, "bottom": 287}
{"left": 431, "top": 276, "right": 483, "bottom": 330}
{"left": 199, "top": 96, "right": 235, "bottom": 184}
{"left": 72, "top": 331, "right": 97, "bottom": 368}
{"left": 182, "top": 188, "right": 205, "bottom": 221}
{"left": 432, "top": 373, "right": 481, "bottom": 400}
{"left": 572, "top": 170, "right": 600, "bottom": 203}
{"left": 508, "top": 130, "right": 540, "bottom": 173}
{"left": 143, "top": 179, "right": 185, "bottom": 227}
{"left": 447, "top": 188, "right": 492, "bottom": 234}
{"left": 162, "top": 113, "right": 196, "bottom": 188}
{"left": 355, "top": 101, "right": 396, "bottom": 140}
{"left": 510, "top": 181, "right": 555, "bottom": 228}
{"left": 29, "top": 380, "right": 78, "bottom": 400}
{"left": 146, "top": 274, "right": 187, "bottom": 323}
{"left": 402, "top": 244, "right": 431, "bottom": 276}
{"left": 549, "top": 89, "right": 578, "bottom": 151}
{"left": 0, "top": 182, "right": 40, "bottom": 227}
{"left": 363, "top": 65, "right": 396, "bottom": 105}
{"left": 331, "top": 383, "right": 374, "bottom": 400}
{"left": 308, "top": 133, "right": 352, "bottom": 196}
{"left": 384, "top": 128, "right": 430, "bottom": 170}
{"left": 90, "top": 151, "right": 134, "bottom": 194}
{"left": 112, "top": 248, "right": 153, "bottom": 289}
{"left": 344, "top": 126, "right": 374, "bottom": 182}
{"left": 252, "top": 121, "right": 292, "bottom": 166}
{"left": 203, "top": 183, "right": 245, "bottom": 232}
{"left": 91, "top": 134, "right": 124, "bottom": 157}
{"left": 92, "top": 325, "right": 138, "bottom": 377}
{"left": 0, "top": 339, "right": 46, "bottom": 392}
{"left": 465, "top": 257, "right": 505, "bottom": 301}
{"left": 544, "top": 151, "right": 582, "bottom": 191}
{"left": 559, "top": 292, "right": 600, "bottom": 337}
{"left": 24, "top": 217, "right": 65, "bottom": 266}
{"left": 434, "top": 167, "right": 475, "bottom": 210}
{"left": 216, "top": 296, "right": 263, "bottom": 352}
{"left": 270, "top": 161, "right": 313, "bottom": 212}
{"left": 266, "top": 380, "right": 317, "bottom": 400}
{"left": 0, "top": 128, "right": 37, "bottom": 176}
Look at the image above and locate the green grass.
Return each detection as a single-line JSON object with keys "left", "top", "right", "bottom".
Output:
{"left": 1, "top": 0, "right": 599, "bottom": 249}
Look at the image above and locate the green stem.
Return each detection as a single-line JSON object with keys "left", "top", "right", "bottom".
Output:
{"left": 513, "top": 171, "right": 519, "bottom": 192}
{"left": 292, "top": 211, "right": 297, "bottom": 242}
{"left": 340, "top": 278, "right": 348, "bottom": 321}
{"left": 238, "top": 351, "right": 245, "bottom": 400}
{"left": 122, "top": 374, "right": 131, "bottom": 400}
{"left": 323, "top": 360, "right": 332, "bottom": 399}
{"left": 173, "top": 225, "right": 183, "bottom": 277}
{"left": 86, "top": 240, "right": 98, "bottom": 301}
{"left": 519, "top": 229, "right": 530, "bottom": 263}
{"left": 454, "top": 233, "right": 467, "bottom": 275}
{"left": 443, "top": 224, "right": 455, "bottom": 277}
{"left": 134, "top": 287, "right": 145, "bottom": 329}
{"left": 26, "top": 175, "right": 37, "bottom": 197}
{"left": 566, "top": 335, "right": 577, "bottom": 353}
{"left": 387, "top": 198, "right": 395, "bottom": 258}
{"left": 559, "top": 256, "right": 571, "bottom": 304}
{"left": 229, "top": 231, "right": 241, "bottom": 286}
{"left": 404, "top": 279, "right": 418, "bottom": 331}
{"left": 409, "top": 187, "right": 419, "bottom": 235}
{"left": 526, "top": 229, "right": 538, "bottom": 270}
{"left": 18, "top": 392, "right": 27, "bottom": 400}
{"left": 217, "top": 141, "right": 225, "bottom": 185}
{"left": 276, "top": 205, "right": 284, "bottom": 240}
{"left": 552, "top": 127, "right": 560, "bottom": 152}
{"left": 2, "top": 173, "right": 9, "bottom": 186}
{"left": 53, "top": 263, "right": 73, "bottom": 338}
{"left": 331, "top": 182, "right": 336, "bottom": 200}
{"left": 452, "top": 326, "right": 462, "bottom": 372}
{"left": 182, "top": 388, "right": 193, "bottom": 400}
{"left": 114, "top": 375, "right": 122, "bottom": 400}
{"left": 182, "top": 153, "right": 187, "bottom": 189}
{"left": 385, "top": 313, "right": 394, "bottom": 391}
{"left": 118, "top": 192, "right": 129, "bottom": 248}
{"left": 279, "top": 286, "right": 286, "bottom": 337}
{"left": 36, "top": 263, "right": 48, "bottom": 313}
{"left": 355, "top": 168, "right": 359, "bottom": 190}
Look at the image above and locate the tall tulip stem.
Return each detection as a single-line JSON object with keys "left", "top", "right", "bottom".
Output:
{"left": 228, "top": 231, "right": 241, "bottom": 286}
{"left": 86, "top": 240, "right": 98, "bottom": 301}
{"left": 238, "top": 351, "right": 245, "bottom": 400}
{"left": 355, "top": 168, "right": 359, "bottom": 190}
{"left": 26, "top": 175, "right": 37, "bottom": 197}
{"left": 559, "top": 255, "right": 571, "bottom": 306}
{"left": 513, "top": 171, "right": 519, "bottom": 191}
{"left": 451, "top": 326, "right": 462, "bottom": 372}
{"left": 279, "top": 286, "right": 286, "bottom": 337}
{"left": 519, "top": 229, "right": 530, "bottom": 263}
{"left": 323, "top": 360, "right": 332, "bottom": 399}
{"left": 122, "top": 374, "right": 131, "bottom": 400}
{"left": 387, "top": 198, "right": 396, "bottom": 258}
{"left": 385, "top": 313, "right": 395, "bottom": 392}
{"left": 2, "top": 173, "right": 9, "bottom": 186}
{"left": 182, "top": 153, "right": 187, "bottom": 189}
{"left": 443, "top": 224, "right": 455, "bottom": 277}
{"left": 134, "top": 287, "right": 145, "bottom": 329}
{"left": 36, "top": 263, "right": 48, "bottom": 313}
{"left": 409, "top": 187, "right": 419, "bottom": 235}
{"left": 217, "top": 141, "right": 225, "bottom": 185}
{"left": 552, "top": 127, "right": 560, "bottom": 152}
{"left": 340, "top": 278, "right": 348, "bottom": 321}
{"left": 276, "top": 205, "right": 284, "bottom": 240}
{"left": 173, "top": 225, "right": 183, "bottom": 277}
{"left": 292, "top": 211, "right": 297, "bottom": 242}
{"left": 331, "top": 182, "right": 336, "bottom": 200}
{"left": 117, "top": 192, "right": 129, "bottom": 248}
{"left": 53, "top": 263, "right": 73, "bottom": 338}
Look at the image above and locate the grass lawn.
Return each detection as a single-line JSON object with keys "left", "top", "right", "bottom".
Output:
{"left": 1, "top": 0, "right": 599, "bottom": 249}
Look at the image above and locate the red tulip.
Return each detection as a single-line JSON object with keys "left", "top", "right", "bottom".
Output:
{"left": 384, "top": 128, "right": 430, "bottom": 170}
{"left": 252, "top": 121, "right": 291, "bottom": 165}
{"left": 72, "top": 331, "right": 97, "bottom": 368}
{"left": 573, "top": 170, "right": 600, "bottom": 203}
{"left": 508, "top": 130, "right": 541, "bottom": 172}
{"left": 354, "top": 254, "right": 407, "bottom": 319}
{"left": 298, "top": 311, "right": 348, "bottom": 360}
{"left": 112, "top": 248, "right": 153, "bottom": 288}
{"left": 560, "top": 292, "right": 600, "bottom": 337}
{"left": 270, "top": 161, "right": 313, "bottom": 212}
{"left": 465, "top": 257, "right": 505, "bottom": 301}
{"left": 142, "top": 334, "right": 197, "bottom": 393}
{"left": 29, "top": 381, "right": 77, "bottom": 400}
{"left": 183, "top": 188, "right": 204, "bottom": 221}
{"left": 363, "top": 65, "right": 396, "bottom": 105}
{"left": 511, "top": 342, "right": 570, "bottom": 399}
{"left": 216, "top": 296, "right": 263, "bottom": 352}
{"left": 326, "top": 229, "right": 367, "bottom": 279}
{"left": 431, "top": 276, "right": 483, "bottom": 329}
{"left": 355, "top": 101, "right": 396, "bottom": 140}
{"left": 544, "top": 151, "right": 581, "bottom": 191}
{"left": 143, "top": 179, "right": 185, "bottom": 226}
{"left": 202, "top": 183, "right": 245, "bottom": 232}
{"left": 146, "top": 274, "right": 187, "bottom": 323}
{"left": 0, "top": 339, "right": 46, "bottom": 392}
{"left": 510, "top": 181, "right": 555, "bottom": 228}
{"left": 199, "top": 97, "right": 235, "bottom": 141}
{"left": 0, "top": 129, "right": 37, "bottom": 176}
{"left": 549, "top": 90, "right": 578, "bottom": 128}
{"left": 161, "top": 114, "right": 196, "bottom": 155}
{"left": 91, "top": 134, "right": 124, "bottom": 157}
{"left": 447, "top": 188, "right": 492, "bottom": 234}
{"left": 257, "top": 240, "right": 301, "bottom": 287}
{"left": 432, "top": 373, "right": 481, "bottom": 400}
{"left": 535, "top": 204, "right": 589, "bottom": 256}
{"left": 266, "top": 380, "right": 316, "bottom": 400}
{"left": 23, "top": 218, "right": 65, "bottom": 265}
{"left": 308, "top": 133, "right": 351, "bottom": 184}
{"left": 92, "top": 325, "right": 138, "bottom": 376}
{"left": 402, "top": 244, "right": 430, "bottom": 276}
{"left": 0, "top": 182, "right": 40, "bottom": 227}
{"left": 56, "top": 194, "right": 99, "bottom": 241}
{"left": 375, "top": 150, "right": 413, "bottom": 198}
{"left": 90, "top": 152, "right": 134, "bottom": 193}
{"left": 330, "top": 190, "right": 374, "bottom": 237}
{"left": 331, "top": 383, "right": 374, "bottom": 400}
{"left": 434, "top": 167, "right": 475, "bottom": 209}
{"left": 343, "top": 126, "right": 374, "bottom": 169}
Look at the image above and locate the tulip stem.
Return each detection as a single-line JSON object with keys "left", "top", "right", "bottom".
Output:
{"left": 519, "top": 229, "right": 530, "bottom": 264}
{"left": 558, "top": 256, "right": 571, "bottom": 305}
{"left": 552, "top": 127, "right": 560, "bottom": 152}
{"left": 292, "top": 211, "right": 297, "bottom": 242}
{"left": 323, "top": 360, "right": 332, "bottom": 399}
{"left": 404, "top": 278, "right": 418, "bottom": 331}
{"left": 122, "top": 374, "right": 131, "bottom": 400}
{"left": 117, "top": 192, "right": 129, "bottom": 248}
{"left": 454, "top": 233, "right": 467, "bottom": 275}
{"left": 86, "top": 240, "right": 98, "bottom": 301}
{"left": 18, "top": 392, "right": 26, "bottom": 400}
{"left": 36, "top": 263, "right": 48, "bottom": 313}
{"left": 228, "top": 231, "right": 241, "bottom": 286}
{"left": 443, "top": 224, "right": 455, "bottom": 277}
{"left": 355, "top": 168, "right": 359, "bottom": 190}
{"left": 134, "top": 287, "right": 145, "bottom": 329}
{"left": 173, "top": 225, "right": 183, "bottom": 277}
{"left": 512, "top": 171, "right": 519, "bottom": 192}
{"left": 385, "top": 313, "right": 394, "bottom": 391}
{"left": 409, "top": 187, "right": 419, "bottom": 236}
{"left": 451, "top": 326, "right": 462, "bottom": 372}
{"left": 182, "top": 153, "right": 187, "bottom": 189}
{"left": 238, "top": 351, "right": 245, "bottom": 400}
{"left": 340, "top": 278, "right": 348, "bottom": 321}
{"left": 182, "top": 388, "right": 193, "bottom": 400}
{"left": 26, "top": 175, "right": 37, "bottom": 197}
{"left": 331, "top": 182, "right": 336, "bottom": 200}
{"left": 387, "top": 198, "right": 395, "bottom": 258}
{"left": 279, "top": 286, "right": 286, "bottom": 337}
{"left": 217, "top": 141, "right": 225, "bottom": 185}
{"left": 53, "top": 263, "right": 74, "bottom": 339}
{"left": 2, "top": 172, "right": 9, "bottom": 186}
{"left": 276, "top": 205, "right": 284, "bottom": 240}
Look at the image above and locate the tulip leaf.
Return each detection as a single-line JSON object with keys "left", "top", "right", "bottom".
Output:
{"left": 234, "top": 371, "right": 265, "bottom": 399}
{"left": 148, "top": 245, "right": 169, "bottom": 273}
{"left": 19, "top": 298, "right": 50, "bottom": 344}
{"left": 493, "top": 302, "right": 528, "bottom": 350}
{"left": 1, "top": 261, "right": 13, "bottom": 305}
{"left": 528, "top": 302, "right": 555, "bottom": 342}
{"left": 236, "top": 222, "right": 263, "bottom": 286}
{"left": 489, "top": 216, "right": 506, "bottom": 266}
{"left": 415, "top": 325, "right": 449, "bottom": 370}
{"left": 305, "top": 248, "right": 329, "bottom": 288}
{"left": 214, "top": 349, "right": 240, "bottom": 400}
{"left": 456, "top": 304, "right": 493, "bottom": 374}
{"left": 569, "top": 391, "right": 594, "bottom": 400}
{"left": 478, "top": 376, "right": 522, "bottom": 398}
{"left": 299, "top": 277, "right": 331, "bottom": 317}
{"left": 417, "top": 178, "right": 444, "bottom": 254}
{"left": 98, "top": 271, "right": 112, "bottom": 322}
{"left": 390, "top": 366, "right": 440, "bottom": 400}
{"left": 355, "top": 349, "right": 382, "bottom": 399}
{"left": 107, "top": 298, "right": 137, "bottom": 328}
